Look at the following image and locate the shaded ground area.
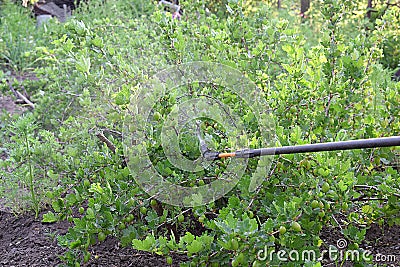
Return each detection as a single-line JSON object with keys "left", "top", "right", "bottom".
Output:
{"left": 0, "top": 71, "right": 37, "bottom": 116}
{"left": 0, "top": 94, "right": 26, "bottom": 116}
{"left": 0, "top": 210, "right": 69, "bottom": 267}
{"left": 320, "top": 224, "right": 400, "bottom": 266}
{"left": 0, "top": 209, "right": 398, "bottom": 266}
{"left": 0, "top": 210, "right": 186, "bottom": 267}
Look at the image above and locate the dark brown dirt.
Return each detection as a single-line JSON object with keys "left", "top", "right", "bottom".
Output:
{"left": 0, "top": 70, "right": 38, "bottom": 116}
{"left": 320, "top": 224, "right": 400, "bottom": 266}
{"left": 0, "top": 210, "right": 187, "bottom": 267}
{"left": 84, "top": 235, "right": 185, "bottom": 267}
{"left": 0, "top": 208, "right": 399, "bottom": 266}
{"left": 0, "top": 94, "right": 27, "bottom": 115}
{"left": 0, "top": 210, "right": 69, "bottom": 267}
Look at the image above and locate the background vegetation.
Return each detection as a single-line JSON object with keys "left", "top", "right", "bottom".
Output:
{"left": 0, "top": 0, "right": 399, "bottom": 266}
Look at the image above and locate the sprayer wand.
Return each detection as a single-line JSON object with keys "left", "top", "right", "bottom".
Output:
{"left": 195, "top": 125, "right": 400, "bottom": 161}
{"left": 196, "top": 121, "right": 220, "bottom": 160}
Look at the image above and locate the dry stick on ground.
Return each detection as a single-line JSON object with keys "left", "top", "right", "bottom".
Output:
{"left": 7, "top": 80, "right": 35, "bottom": 109}
{"left": 331, "top": 214, "right": 343, "bottom": 231}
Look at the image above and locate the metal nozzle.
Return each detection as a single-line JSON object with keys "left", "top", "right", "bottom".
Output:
{"left": 196, "top": 120, "right": 220, "bottom": 160}
{"left": 203, "top": 151, "right": 220, "bottom": 160}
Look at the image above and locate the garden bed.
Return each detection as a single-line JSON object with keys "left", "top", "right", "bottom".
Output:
{"left": 0, "top": 209, "right": 399, "bottom": 266}
{"left": 0, "top": 210, "right": 187, "bottom": 266}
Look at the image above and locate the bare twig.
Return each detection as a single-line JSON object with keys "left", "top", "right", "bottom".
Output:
{"left": 7, "top": 80, "right": 35, "bottom": 109}
{"left": 354, "top": 184, "right": 400, "bottom": 198}
{"left": 247, "top": 159, "right": 279, "bottom": 209}
{"left": 156, "top": 208, "right": 191, "bottom": 229}
{"left": 325, "top": 93, "right": 333, "bottom": 117}
{"left": 102, "top": 128, "right": 122, "bottom": 138}
{"left": 94, "top": 130, "right": 128, "bottom": 168}
{"left": 331, "top": 214, "right": 343, "bottom": 231}
{"left": 352, "top": 197, "right": 388, "bottom": 202}
{"left": 96, "top": 131, "right": 117, "bottom": 153}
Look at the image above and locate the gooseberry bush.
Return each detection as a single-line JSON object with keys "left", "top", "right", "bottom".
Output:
{"left": 1, "top": 0, "right": 399, "bottom": 266}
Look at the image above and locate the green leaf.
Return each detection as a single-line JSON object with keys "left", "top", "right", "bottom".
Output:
{"left": 180, "top": 232, "right": 195, "bottom": 245}
{"left": 42, "top": 211, "right": 58, "bottom": 223}
{"left": 132, "top": 235, "right": 156, "bottom": 251}
{"left": 114, "top": 85, "right": 130, "bottom": 105}
{"left": 75, "top": 54, "right": 91, "bottom": 74}
{"left": 337, "top": 180, "right": 348, "bottom": 191}
{"left": 91, "top": 37, "right": 104, "bottom": 48}
{"left": 187, "top": 239, "right": 203, "bottom": 254}
{"left": 361, "top": 205, "right": 373, "bottom": 214}
{"left": 51, "top": 198, "right": 63, "bottom": 213}
{"left": 86, "top": 207, "right": 95, "bottom": 219}
{"left": 65, "top": 193, "right": 77, "bottom": 206}
{"left": 121, "top": 226, "right": 138, "bottom": 247}
{"left": 69, "top": 239, "right": 82, "bottom": 249}
{"left": 89, "top": 183, "right": 104, "bottom": 194}
{"left": 238, "top": 216, "right": 258, "bottom": 236}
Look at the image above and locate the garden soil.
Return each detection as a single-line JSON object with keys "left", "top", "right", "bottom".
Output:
{"left": 0, "top": 94, "right": 26, "bottom": 116}
{"left": 0, "top": 210, "right": 186, "bottom": 267}
{"left": 0, "top": 209, "right": 399, "bottom": 266}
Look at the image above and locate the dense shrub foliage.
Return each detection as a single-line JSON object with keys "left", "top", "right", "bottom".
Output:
{"left": 0, "top": 0, "right": 399, "bottom": 266}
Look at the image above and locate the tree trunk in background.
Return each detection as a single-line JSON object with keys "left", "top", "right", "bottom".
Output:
{"left": 277, "top": 0, "right": 281, "bottom": 9}
{"left": 300, "top": 0, "right": 310, "bottom": 14}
